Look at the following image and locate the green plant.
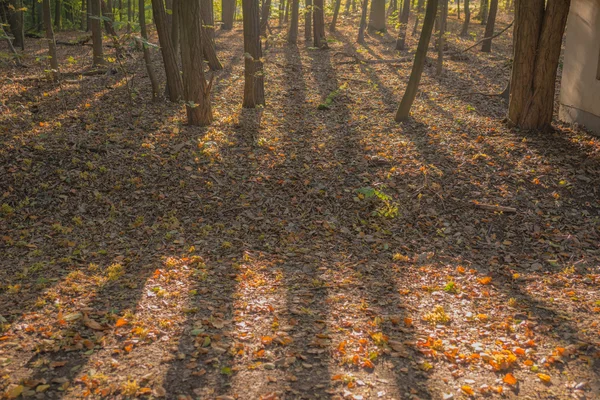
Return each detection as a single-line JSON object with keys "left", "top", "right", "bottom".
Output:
{"left": 356, "top": 187, "right": 400, "bottom": 219}
{"left": 318, "top": 83, "right": 348, "bottom": 110}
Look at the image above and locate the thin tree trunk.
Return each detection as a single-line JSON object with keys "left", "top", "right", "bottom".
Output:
{"left": 284, "top": 0, "right": 290, "bottom": 21}
{"left": 201, "top": 0, "right": 215, "bottom": 39}
{"left": 260, "top": 0, "right": 272, "bottom": 35}
{"left": 81, "top": 0, "right": 87, "bottom": 30}
{"left": 480, "top": 0, "right": 497, "bottom": 52}
{"left": 312, "top": 0, "right": 327, "bottom": 47}
{"left": 43, "top": 0, "right": 59, "bottom": 79}
{"left": 279, "top": 0, "right": 285, "bottom": 26}
{"left": 329, "top": 0, "right": 342, "bottom": 31}
{"left": 435, "top": 0, "right": 447, "bottom": 74}
{"left": 357, "top": 0, "right": 368, "bottom": 43}
{"left": 368, "top": 0, "right": 386, "bottom": 32}
{"left": 395, "top": 0, "right": 438, "bottom": 121}
{"left": 507, "top": 0, "right": 570, "bottom": 130}
{"left": 222, "top": 0, "right": 235, "bottom": 29}
{"left": 138, "top": 0, "right": 159, "bottom": 101}
{"left": 101, "top": 0, "right": 117, "bottom": 36}
{"left": 0, "top": 20, "right": 22, "bottom": 65}
{"left": 127, "top": 0, "right": 132, "bottom": 31}
{"left": 304, "top": 0, "right": 312, "bottom": 40}
{"left": 288, "top": 0, "right": 299, "bottom": 42}
{"left": 151, "top": 0, "right": 183, "bottom": 101}
{"left": 90, "top": 0, "right": 104, "bottom": 66}
{"left": 171, "top": 0, "right": 180, "bottom": 55}
{"left": 202, "top": 23, "right": 223, "bottom": 70}
{"left": 180, "top": 0, "right": 213, "bottom": 125}
{"left": 395, "top": 0, "right": 410, "bottom": 50}
{"left": 344, "top": 0, "right": 351, "bottom": 14}
{"left": 242, "top": 0, "right": 265, "bottom": 107}
{"left": 460, "top": 0, "right": 469, "bottom": 36}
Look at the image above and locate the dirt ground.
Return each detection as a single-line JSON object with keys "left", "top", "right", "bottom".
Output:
{"left": 1, "top": 9, "right": 599, "bottom": 400}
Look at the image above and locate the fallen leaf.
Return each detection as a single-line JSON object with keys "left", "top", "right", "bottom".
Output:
{"left": 503, "top": 373, "right": 517, "bottom": 385}
{"left": 537, "top": 373, "right": 551, "bottom": 383}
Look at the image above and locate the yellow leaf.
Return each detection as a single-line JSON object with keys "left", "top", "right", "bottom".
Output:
{"left": 6, "top": 385, "right": 24, "bottom": 399}
{"left": 537, "top": 373, "right": 551, "bottom": 383}
{"left": 503, "top": 373, "right": 517, "bottom": 385}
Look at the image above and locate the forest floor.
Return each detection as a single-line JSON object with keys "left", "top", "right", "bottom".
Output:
{"left": 1, "top": 9, "right": 600, "bottom": 400}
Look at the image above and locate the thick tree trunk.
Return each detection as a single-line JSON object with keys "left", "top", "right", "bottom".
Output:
{"left": 304, "top": 0, "right": 312, "bottom": 40}
{"left": 507, "top": 0, "right": 570, "bottom": 130}
{"left": 90, "top": 0, "right": 104, "bottom": 66}
{"left": 435, "top": 0, "right": 447, "bottom": 74}
{"left": 242, "top": 0, "right": 265, "bottom": 107}
{"left": 151, "top": 0, "right": 183, "bottom": 101}
{"left": 201, "top": 0, "right": 215, "bottom": 39}
{"left": 138, "top": 0, "right": 159, "bottom": 101}
{"left": 460, "top": 0, "right": 470, "bottom": 36}
{"left": 329, "top": 0, "right": 342, "bottom": 31}
{"left": 357, "top": 0, "right": 368, "bottom": 43}
{"left": 222, "top": 0, "right": 235, "bottom": 29}
{"left": 171, "top": 0, "right": 180, "bottom": 54}
{"left": 313, "top": 0, "right": 327, "bottom": 47}
{"left": 180, "top": 0, "right": 212, "bottom": 125}
{"left": 480, "top": 0, "right": 497, "bottom": 52}
{"left": 202, "top": 23, "right": 223, "bottom": 70}
{"left": 8, "top": 0, "right": 24, "bottom": 49}
{"left": 395, "top": 0, "right": 410, "bottom": 50}
{"left": 368, "top": 0, "right": 386, "bottom": 31}
{"left": 260, "top": 0, "right": 272, "bottom": 35}
{"left": 54, "top": 0, "right": 61, "bottom": 30}
{"left": 43, "top": 0, "right": 59, "bottom": 80}
{"left": 395, "top": 0, "right": 438, "bottom": 121}
{"left": 287, "top": 0, "right": 299, "bottom": 42}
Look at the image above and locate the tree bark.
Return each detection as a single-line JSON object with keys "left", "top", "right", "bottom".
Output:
{"left": 242, "top": 0, "right": 265, "bottom": 107}
{"left": 138, "top": 0, "right": 159, "bottom": 101}
{"left": 435, "top": 0, "right": 447, "bottom": 74}
{"left": 43, "top": 0, "right": 59, "bottom": 80}
{"left": 90, "top": 0, "right": 104, "bottom": 66}
{"left": 460, "top": 0, "right": 470, "bottom": 36}
{"left": 171, "top": 0, "right": 180, "bottom": 54}
{"left": 480, "top": 0, "right": 497, "bottom": 52}
{"left": 101, "top": 0, "right": 117, "bottom": 36}
{"left": 1, "top": 18, "right": 22, "bottom": 65}
{"left": 288, "top": 0, "right": 299, "bottom": 42}
{"left": 368, "top": 0, "right": 386, "bottom": 32}
{"left": 304, "top": 0, "right": 312, "bottom": 40}
{"left": 201, "top": 0, "right": 215, "bottom": 39}
{"left": 8, "top": 0, "right": 24, "bottom": 49}
{"left": 127, "top": 0, "right": 132, "bottom": 31}
{"left": 344, "top": 0, "right": 351, "bottom": 15}
{"left": 395, "top": 0, "right": 438, "bottom": 121}
{"left": 222, "top": 0, "right": 235, "bottom": 29}
{"left": 507, "top": 0, "right": 570, "bottom": 130}
{"left": 260, "top": 0, "right": 272, "bottom": 35}
{"left": 54, "top": 0, "right": 61, "bottom": 30}
{"left": 151, "top": 0, "right": 183, "bottom": 101}
{"left": 313, "top": 0, "right": 327, "bottom": 47}
{"left": 180, "top": 0, "right": 213, "bottom": 125}
{"left": 202, "top": 23, "right": 223, "bottom": 70}
{"left": 357, "top": 0, "right": 368, "bottom": 43}
{"left": 395, "top": 0, "right": 410, "bottom": 50}
{"left": 81, "top": 0, "right": 87, "bottom": 30}
{"left": 329, "top": 0, "right": 342, "bottom": 31}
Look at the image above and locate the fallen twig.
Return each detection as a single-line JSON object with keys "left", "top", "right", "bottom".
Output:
{"left": 460, "top": 21, "right": 514, "bottom": 54}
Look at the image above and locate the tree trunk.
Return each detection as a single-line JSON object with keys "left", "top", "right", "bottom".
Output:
{"left": 417, "top": 0, "right": 424, "bottom": 11}
{"left": 480, "top": 0, "right": 497, "bottom": 52}
{"left": 279, "top": 0, "right": 285, "bottom": 26}
{"left": 457, "top": 0, "right": 460, "bottom": 18}
{"left": 180, "top": 0, "right": 213, "bottom": 125}
{"left": 460, "top": 0, "right": 469, "bottom": 36}
{"left": 368, "top": 0, "right": 386, "bottom": 32}
{"left": 201, "top": 0, "right": 215, "bottom": 39}
{"left": 222, "top": 0, "right": 235, "bottom": 29}
{"left": 287, "top": 0, "right": 299, "bottom": 42}
{"left": 0, "top": 18, "right": 22, "bottom": 65}
{"left": 344, "top": 0, "right": 351, "bottom": 15}
{"left": 8, "top": 0, "right": 24, "bottom": 49}
{"left": 90, "top": 0, "right": 104, "bottom": 66}
{"left": 242, "top": 0, "right": 265, "bottom": 107}
{"left": 202, "top": 23, "right": 223, "bottom": 70}
{"left": 260, "top": 0, "right": 272, "bottom": 35}
{"left": 54, "top": 0, "right": 61, "bottom": 30}
{"left": 387, "top": 0, "right": 397, "bottom": 16}
{"left": 435, "top": 0, "right": 446, "bottom": 74}
{"left": 395, "top": 0, "right": 410, "bottom": 50}
{"left": 395, "top": 0, "right": 438, "bottom": 121}
{"left": 81, "top": 0, "right": 87, "bottom": 30}
{"left": 329, "top": 0, "right": 342, "bottom": 31}
{"left": 507, "top": 0, "right": 570, "bottom": 130}
{"left": 312, "top": 0, "right": 326, "bottom": 47}
{"left": 43, "top": 0, "right": 59, "bottom": 80}
{"left": 284, "top": 0, "right": 290, "bottom": 22}
{"left": 151, "top": 0, "right": 183, "bottom": 101}
{"left": 101, "top": 0, "right": 117, "bottom": 36}
{"left": 127, "top": 0, "right": 132, "bottom": 31}
{"left": 357, "top": 0, "right": 368, "bottom": 43}
{"left": 304, "top": 0, "right": 312, "bottom": 40}
{"left": 138, "top": 0, "right": 159, "bottom": 101}
{"left": 171, "top": 0, "right": 180, "bottom": 54}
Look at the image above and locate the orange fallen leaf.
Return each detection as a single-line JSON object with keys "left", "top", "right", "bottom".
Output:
{"left": 478, "top": 277, "right": 492, "bottom": 285}
{"left": 404, "top": 317, "right": 413, "bottom": 327}
{"left": 461, "top": 385, "right": 474, "bottom": 395}
{"left": 115, "top": 318, "right": 128, "bottom": 328}
{"left": 503, "top": 373, "right": 517, "bottom": 385}
{"left": 261, "top": 336, "right": 273, "bottom": 345}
